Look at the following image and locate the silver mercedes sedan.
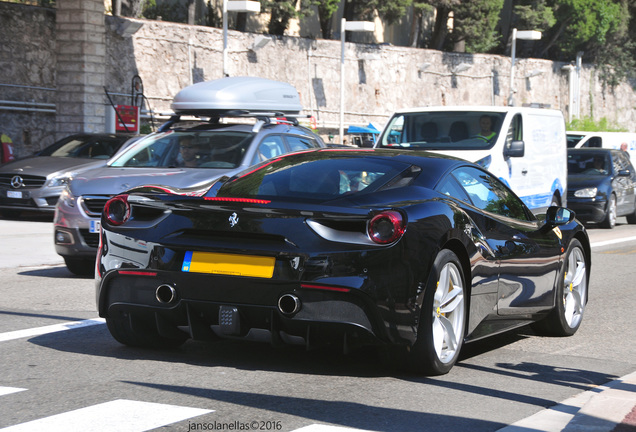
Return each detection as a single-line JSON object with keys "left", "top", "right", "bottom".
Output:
{"left": 0, "top": 133, "right": 137, "bottom": 218}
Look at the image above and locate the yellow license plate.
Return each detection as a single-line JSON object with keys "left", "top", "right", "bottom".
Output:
{"left": 182, "top": 251, "right": 275, "bottom": 278}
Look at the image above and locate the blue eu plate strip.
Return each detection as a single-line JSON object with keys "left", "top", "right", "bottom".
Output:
{"left": 182, "top": 251, "right": 193, "bottom": 272}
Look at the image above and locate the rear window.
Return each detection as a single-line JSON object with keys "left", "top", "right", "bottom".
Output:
{"left": 215, "top": 153, "right": 414, "bottom": 202}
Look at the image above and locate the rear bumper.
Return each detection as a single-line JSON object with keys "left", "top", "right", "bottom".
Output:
{"left": 98, "top": 269, "right": 390, "bottom": 349}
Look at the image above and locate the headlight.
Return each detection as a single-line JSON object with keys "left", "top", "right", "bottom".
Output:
{"left": 47, "top": 172, "right": 75, "bottom": 188}
{"left": 574, "top": 187, "right": 598, "bottom": 198}
{"left": 58, "top": 187, "right": 76, "bottom": 208}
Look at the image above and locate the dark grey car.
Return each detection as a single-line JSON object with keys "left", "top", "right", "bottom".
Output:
{"left": 0, "top": 133, "right": 136, "bottom": 217}
{"left": 567, "top": 148, "right": 636, "bottom": 228}
{"left": 54, "top": 119, "right": 325, "bottom": 275}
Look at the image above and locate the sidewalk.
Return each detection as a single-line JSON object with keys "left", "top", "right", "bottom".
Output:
{"left": 499, "top": 371, "right": 636, "bottom": 431}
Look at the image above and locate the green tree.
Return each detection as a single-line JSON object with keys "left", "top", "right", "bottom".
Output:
{"left": 312, "top": 0, "right": 341, "bottom": 39}
{"left": 261, "top": 0, "right": 299, "bottom": 35}
{"left": 408, "top": 2, "right": 435, "bottom": 47}
{"left": 508, "top": 0, "right": 556, "bottom": 56}
{"left": 539, "top": 0, "right": 623, "bottom": 60}
{"left": 261, "top": 0, "right": 325, "bottom": 36}
{"left": 449, "top": 0, "right": 504, "bottom": 52}
{"left": 427, "top": 0, "right": 461, "bottom": 51}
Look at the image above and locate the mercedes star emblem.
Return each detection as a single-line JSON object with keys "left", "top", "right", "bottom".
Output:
{"left": 10, "top": 175, "right": 24, "bottom": 189}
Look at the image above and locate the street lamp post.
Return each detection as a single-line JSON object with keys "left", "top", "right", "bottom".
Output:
{"left": 508, "top": 28, "right": 541, "bottom": 106}
{"left": 340, "top": 18, "right": 375, "bottom": 144}
{"left": 223, "top": 0, "right": 261, "bottom": 77}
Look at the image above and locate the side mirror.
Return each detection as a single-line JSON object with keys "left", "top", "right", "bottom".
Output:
{"left": 545, "top": 206, "right": 575, "bottom": 226}
{"left": 618, "top": 169, "right": 631, "bottom": 177}
{"left": 504, "top": 140, "right": 524, "bottom": 158}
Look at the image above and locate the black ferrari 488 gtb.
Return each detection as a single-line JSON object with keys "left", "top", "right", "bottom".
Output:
{"left": 96, "top": 149, "right": 590, "bottom": 375}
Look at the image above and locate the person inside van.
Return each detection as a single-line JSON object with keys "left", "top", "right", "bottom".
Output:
{"left": 476, "top": 115, "right": 496, "bottom": 142}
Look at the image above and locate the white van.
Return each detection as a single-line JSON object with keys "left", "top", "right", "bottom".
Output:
{"left": 375, "top": 106, "right": 567, "bottom": 213}
{"left": 568, "top": 131, "right": 636, "bottom": 159}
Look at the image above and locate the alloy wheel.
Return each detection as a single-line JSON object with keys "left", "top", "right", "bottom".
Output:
{"left": 432, "top": 262, "right": 465, "bottom": 363}
{"left": 562, "top": 246, "right": 587, "bottom": 329}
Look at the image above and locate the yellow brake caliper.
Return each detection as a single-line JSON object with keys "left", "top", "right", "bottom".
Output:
{"left": 563, "top": 271, "right": 572, "bottom": 305}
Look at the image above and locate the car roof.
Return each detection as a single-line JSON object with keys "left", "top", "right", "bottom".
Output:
{"left": 290, "top": 148, "right": 466, "bottom": 178}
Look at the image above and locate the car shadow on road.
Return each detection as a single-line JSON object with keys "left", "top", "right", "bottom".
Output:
{"left": 29, "top": 323, "right": 398, "bottom": 378}
{"left": 26, "top": 320, "right": 558, "bottom": 382}
{"left": 0, "top": 211, "right": 54, "bottom": 222}
{"left": 122, "top": 380, "right": 506, "bottom": 432}
{"left": 18, "top": 265, "right": 92, "bottom": 279}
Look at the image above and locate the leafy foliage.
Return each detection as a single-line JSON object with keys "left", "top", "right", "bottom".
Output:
{"left": 567, "top": 115, "right": 627, "bottom": 132}
{"left": 449, "top": 0, "right": 504, "bottom": 53}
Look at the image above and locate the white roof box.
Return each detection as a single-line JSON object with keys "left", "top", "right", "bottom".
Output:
{"left": 171, "top": 77, "right": 303, "bottom": 116}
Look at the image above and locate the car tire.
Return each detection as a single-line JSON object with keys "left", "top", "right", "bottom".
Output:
{"left": 532, "top": 238, "right": 588, "bottom": 337}
{"left": 601, "top": 194, "right": 617, "bottom": 229}
{"left": 63, "top": 257, "right": 95, "bottom": 276}
{"left": 407, "top": 249, "right": 467, "bottom": 375}
{"left": 106, "top": 311, "right": 188, "bottom": 349}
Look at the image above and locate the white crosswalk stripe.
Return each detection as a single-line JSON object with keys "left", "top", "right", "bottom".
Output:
{"left": 0, "top": 318, "right": 105, "bottom": 343}
{"left": 0, "top": 388, "right": 367, "bottom": 432}
{"left": 0, "top": 387, "right": 26, "bottom": 397}
{"left": 0, "top": 399, "right": 212, "bottom": 432}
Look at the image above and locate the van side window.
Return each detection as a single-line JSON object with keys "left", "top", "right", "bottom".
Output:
{"left": 504, "top": 114, "right": 523, "bottom": 151}
{"left": 584, "top": 137, "right": 602, "bottom": 148}
{"left": 503, "top": 114, "right": 523, "bottom": 158}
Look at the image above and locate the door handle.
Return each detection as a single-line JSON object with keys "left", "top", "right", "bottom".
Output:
{"left": 521, "top": 169, "right": 528, "bottom": 175}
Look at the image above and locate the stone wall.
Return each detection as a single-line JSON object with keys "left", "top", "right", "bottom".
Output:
{"left": 0, "top": 3, "right": 57, "bottom": 155}
{"left": 2, "top": 2, "right": 636, "bottom": 157}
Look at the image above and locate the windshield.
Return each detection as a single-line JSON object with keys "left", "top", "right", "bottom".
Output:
{"left": 568, "top": 152, "right": 610, "bottom": 176}
{"left": 214, "top": 152, "right": 414, "bottom": 202}
{"left": 110, "top": 130, "right": 253, "bottom": 168}
{"left": 378, "top": 111, "right": 506, "bottom": 150}
{"left": 39, "top": 135, "right": 129, "bottom": 159}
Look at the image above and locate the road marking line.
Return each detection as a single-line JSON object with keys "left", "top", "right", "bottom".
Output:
{"left": 0, "top": 387, "right": 26, "bottom": 397}
{"left": 0, "top": 399, "right": 212, "bottom": 432}
{"left": 591, "top": 235, "right": 636, "bottom": 248}
{"left": 0, "top": 318, "right": 105, "bottom": 343}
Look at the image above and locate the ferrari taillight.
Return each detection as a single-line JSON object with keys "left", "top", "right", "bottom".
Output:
{"left": 368, "top": 211, "right": 405, "bottom": 244}
{"left": 104, "top": 194, "right": 130, "bottom": 226}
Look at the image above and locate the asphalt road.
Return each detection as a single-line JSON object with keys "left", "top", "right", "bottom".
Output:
{"left": 0, "top": 215, "right": 635, "bottom": 432}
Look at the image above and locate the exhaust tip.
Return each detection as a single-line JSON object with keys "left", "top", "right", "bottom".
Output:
{"left": 156, "top": 284, "right": 177, "bottom": 304}
{"left": 278, "top": 294, "right": 301, "bottom": 315}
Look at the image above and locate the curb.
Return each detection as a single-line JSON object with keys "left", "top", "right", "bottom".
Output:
{"left": 498, "top": 371, "right": 636, "bottom": 432}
